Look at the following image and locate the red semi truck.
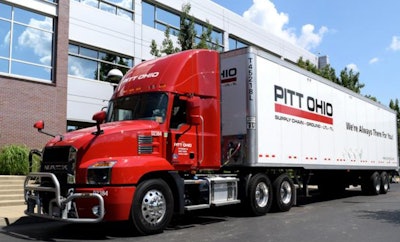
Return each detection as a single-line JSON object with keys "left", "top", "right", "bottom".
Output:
{"left": 25, "top": 47, "right": 399, "bottom": 235}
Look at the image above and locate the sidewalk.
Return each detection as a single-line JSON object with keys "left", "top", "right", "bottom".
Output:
{"left": 0, "top": 205, "right": 26, "bottom": 227}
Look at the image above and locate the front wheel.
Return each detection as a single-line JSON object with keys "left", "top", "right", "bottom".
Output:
{"left": 245, "top": 173, "right": 273, "bottom": 216}
{"left": 131, "top": 179, "right": 174, "bottom": 235}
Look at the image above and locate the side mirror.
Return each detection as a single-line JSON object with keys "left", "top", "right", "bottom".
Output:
{"left": 33, "top": 120, "right": 45, "bottom": 131}
{"left": 33, "top": 120, "right": 56, "bottom": 138}
{"left": 92, "top": 111, "right": 106, "bottom": 135}
{"left": 92, "top": 111, "right": 106, "bottom": 123}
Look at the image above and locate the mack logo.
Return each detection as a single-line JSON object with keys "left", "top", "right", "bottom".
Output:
{"left": 274, "top": 85, "right": 334, "bottom": 125}
{"left": 44, "top": 164, "right": 68, "bottom": 171}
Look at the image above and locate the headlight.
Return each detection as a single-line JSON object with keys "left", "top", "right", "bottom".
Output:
{"left": 87, "top": 161, "right": 116, "bottom": 185}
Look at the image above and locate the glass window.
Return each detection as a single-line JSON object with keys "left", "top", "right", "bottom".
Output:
{"left": 14, "top": 8, "right": 53, "bottom": 31}
{"left": 211, "top": 30, "right": 222, "bottom": 44}
{"left": 0, "top": 59, "right": 8, "bottom": 73}
{"left": 68, "top": 43, "right": 134, "bottom": 82}
{"left": 12, "top": 24, "right": 53, "bottom": 66}
{"left": 0, "top": 3, "right": 12, "bottom": 19}
{"left": 194, "top": 23, "right": 203, "bottom": 36}
{"left": 142, "top": 2, "right": 154, "bottom": 27}
{"left": 0, "top": 20, "right": 11, "bottom": 58}
{"left": 237, "top": 40, "right": 247, "bottom": 48}
{"left": 0, "top": 3, "right": 54, "bottom": 82}
{"left": 106, "top": 0, "right": 133, "bottom": 9}
{"left": 82, "top": 0, "right": 99, "bottom": 8}
{"left": 155, "top": 22, "right": 167, "bottom": 32}
{"left": 107, "top": 93, "right": 168, "bottom": 123}
{"left": 11, "top": 61, "right": 52, "bottom": 80}
{"left": 80, "top": 46, "right": 98, "bottom": 59}
{"left": 229, "top": 36, "right": 248, "bottom": 50}
{"left": 157, "top": 8, "right": 179, "bottom": 28}
{"left": 68, "top": 44, "right": 79, "bottom": 54}
{"left": 77, "top": 0, "right": 134, "bottom": 20}
{"left": 117, "top": 8, "right": 133, "bottom": 20}
{"left": 68, "top": 55, "right": 98, "bottom": 79}
{"left": 142, "top": 1, "right": 224, "bottom": 50}
{"left": 229, "top": 38, "right": 236, "bottom": 50}
{"left": 100, "top": 2, "right": 116, "bottom": 14}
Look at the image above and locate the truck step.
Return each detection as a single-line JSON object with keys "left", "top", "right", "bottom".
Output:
{"left": 185, "top": 204, "right": 211, "bottom": 211}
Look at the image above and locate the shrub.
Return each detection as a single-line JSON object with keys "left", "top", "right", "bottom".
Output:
{"left": 0, "top": 144, "right": 40, "bottom": 175}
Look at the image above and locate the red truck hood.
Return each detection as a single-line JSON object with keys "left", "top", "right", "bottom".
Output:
{"left": 45, "top": 120, "right": 161, "bottom": 161}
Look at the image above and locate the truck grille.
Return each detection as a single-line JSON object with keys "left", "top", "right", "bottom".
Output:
{"left": 41, "top": 146, "right": 77, "bottom": 189}
{"left": 138, "top": 135, "right": 153, "bottom": 154}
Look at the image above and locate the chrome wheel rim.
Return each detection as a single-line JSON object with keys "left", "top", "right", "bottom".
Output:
{"left": 141, "top": 189, "right": 166, "bottom": 224}
{"left": 255, "top": 182, "right": 269, "bottom": 207}
{"left": 280, "top": 180, "right": 292, "bottom": 204}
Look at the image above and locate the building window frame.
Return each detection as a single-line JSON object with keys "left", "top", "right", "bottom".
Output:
{"left": 142, "top": 1, "right": 224, "bottom": 50}
{"left": 0, "top": 2, "right": 55, "bottom": 82}
{"left": 228, "top": 35, "right": 248, "bottom": 50}
{"left": 73, "top": 0, "right": 135, "bottom": 21}
{"left": 68, "top": 43, "right": 134, "bottom": 82}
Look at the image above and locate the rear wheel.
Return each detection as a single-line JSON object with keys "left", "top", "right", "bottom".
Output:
{"left": 362, "top": 172, "right": 381, "bottom": 195}
{"left": 272, "top": 173, "right": 295, "bottom": 212}
{"left": 131, "top": 179, "right": 174, "bottom": 235}
{"left": 380, "top": 172, "right": 389, "bottom": 194}
{"left": 246, "top": 173, "right": 273, "bottom": 216}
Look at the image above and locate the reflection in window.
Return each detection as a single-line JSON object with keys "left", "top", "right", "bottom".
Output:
{"left": 0, "top": 20, "right": 11, "bottom": 58}
{"left": 0, "top": 3, "right": 55, "bottom": 82}
{"left": 142, "top": 1, "right": 224, "bottom": 49}
{"left": 229, "top": 36, "right": 248, "bottom": 50}
{"left": 68, "top": 43, "right": 134, "bottom": 82}
{"left": 107, "top": 92, "right": 168, "bottom": 123}
{"left": 74, "top": 0, "right": 134, "bottom": 20}
{"left": 142, "top": 1, "right": 154, "bottom": 27}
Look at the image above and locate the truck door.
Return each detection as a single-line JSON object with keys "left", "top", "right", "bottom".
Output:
{"left": 168, "top": 96, "right": 200, "bottom": 170}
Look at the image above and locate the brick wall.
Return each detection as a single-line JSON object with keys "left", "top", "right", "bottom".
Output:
{"left": 0, "top": 1, "right": 70, "bottom": 150}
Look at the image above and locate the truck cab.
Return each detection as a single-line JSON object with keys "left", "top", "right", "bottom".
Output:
{"left": 24, "top": 49, "right": 227, "bottom": 235}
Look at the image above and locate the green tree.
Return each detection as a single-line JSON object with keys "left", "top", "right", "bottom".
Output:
{"left": 297, "top": 58, "right": 367, "bottom": 95}
{"left": 389, "top": 99, "right": 400, "bottom": 121}
{"left": 151, "top": 26, "right": 180, "bottom": 57}
{"left": 150, "top": 40, "right": 161, "bottom": 57}
{"left": 297, "top": 57, "right": 320, "bottom": 75}
{"left": 196, "top": 20, "right": 220, "bottom": 50}
{"left": 389, "top": 99, "right": 400, "bottom": 155}
{"left": 178, "top": 3, "right": 196, "bottom": 51}
{"left": 338, "top": 67, "right": 364, "bottom": 94}
{"left": 319, "top": 64, "right": 338, "bottom": 82}
{"left": 150, "top": 3, "right": 219, "bottom": 57}
{"left": 364, "top": 94, "right": 378, "bottom": 102}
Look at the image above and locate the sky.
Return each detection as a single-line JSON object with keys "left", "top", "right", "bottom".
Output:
{"left": 211, "top": 0, "right": 400, "bottom": 107}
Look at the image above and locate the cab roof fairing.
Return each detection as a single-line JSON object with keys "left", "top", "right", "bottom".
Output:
{"left": 113, "top": 49, "right": 220, "bottom": 99}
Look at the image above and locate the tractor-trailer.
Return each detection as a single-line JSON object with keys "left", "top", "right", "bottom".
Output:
{"left": 24, "top": 47, "right": 399, "bottom": 235}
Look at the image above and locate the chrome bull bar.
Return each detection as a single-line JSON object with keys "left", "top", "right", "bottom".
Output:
{"left": 24, "top": 172, "right": 105, "bottom": 223}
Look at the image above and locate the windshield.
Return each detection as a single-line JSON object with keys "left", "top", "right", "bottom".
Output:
{"left": 107, "top": 92, "right": 168, "bottom": 123}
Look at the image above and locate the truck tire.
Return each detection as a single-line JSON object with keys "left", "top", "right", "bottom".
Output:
{"left": 272, "top": 173, "right": 295, "bottom": 212}
{"left": 362, "top": 172, "right": 381, "bottom": 195}
{"left": 131, "top": 179, "right": 174, "bottom": 235}
{"left": 246, "top": 173, "right": 273, "bottom": 216}
{"left": 380, "top": 172, "right": 389, "bottom": 194}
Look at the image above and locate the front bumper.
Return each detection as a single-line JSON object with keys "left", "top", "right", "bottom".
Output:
{"left": 24, "top": 172, "right": 105, "bottom": 223}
